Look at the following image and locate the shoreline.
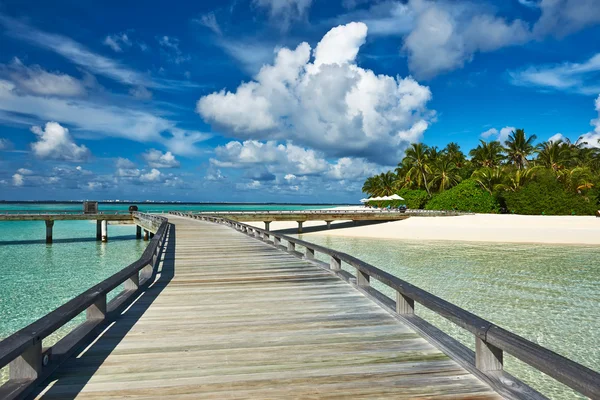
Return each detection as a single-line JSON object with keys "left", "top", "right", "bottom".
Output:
{"left": 249, "top": 210, "right": 600, "bottom": 245}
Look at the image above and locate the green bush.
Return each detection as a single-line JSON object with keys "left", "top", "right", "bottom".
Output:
{"left": 503, "top": 178, "right": 597, "bottom": 215}
{"left": 425, "top": 179, "right": 500, "bottom": 213}
{"left": 397, "top": 188, "right": 429, "bottom": 209}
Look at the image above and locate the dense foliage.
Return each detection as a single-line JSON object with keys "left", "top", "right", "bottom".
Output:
{"left": 425, "top": 179, "right": 500, "bottom": 213}
{"left": 362, "top": 130, "right": 600, "bottom": 215}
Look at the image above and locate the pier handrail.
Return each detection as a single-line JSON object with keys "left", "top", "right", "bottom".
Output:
{"left": 0, "top": 213, "right": 169, "bottom": 400}
{"left": 171, "top": 211, "right": 599, "bottom": 399}
{"left": 187, "top": 209, "right": 470, "bottom": 216}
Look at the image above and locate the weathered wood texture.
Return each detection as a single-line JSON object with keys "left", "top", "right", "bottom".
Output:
{"left": 33, "top": 215, "right": 500, "bottom": 399}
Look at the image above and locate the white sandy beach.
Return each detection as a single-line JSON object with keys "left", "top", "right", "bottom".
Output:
{"left": 249, "top": 208, "right": 600, "bottom": 245}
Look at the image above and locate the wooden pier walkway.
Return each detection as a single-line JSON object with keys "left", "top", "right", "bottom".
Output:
{"left": 32, "top": 215, "right": 499, "bottom": 399}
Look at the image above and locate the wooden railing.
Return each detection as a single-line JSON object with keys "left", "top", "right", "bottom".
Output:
{"left": 188, "top": 209, "right": 469, "bottom": 216}
{"left": 171, "top": 211, "right": 600, "bottom": 400}
{"left": 0, "top": 213, "right": 169, "bottom": 400}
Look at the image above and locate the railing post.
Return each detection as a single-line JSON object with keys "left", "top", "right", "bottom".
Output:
{"left": 287, "top": 241, "right": 295, "bottom": 252}
{"left": 10, "top": 339, "right": 42, "bottom": 380}
{"left": 305, "top": 247, "right": 315, "bottom": 260}
{"left": 274, "top": 236, "right": 281, "bottom": 246}
{"left": 86, "top": 293, "right": 107, "bottom": 320}
{"left": 356, "top": 269, "right": 370, "bottom": 287}
{"left": 396, "top": 292, "right": 415, "bottom": 315}
{"left": 330, "top": 255, "right": 341, "bottom": 271}
{"left": 475, "top": 337, "right": 503, "bottom": 372}
{"left": 125, "top": 271, "right": 139, "bottom": 290}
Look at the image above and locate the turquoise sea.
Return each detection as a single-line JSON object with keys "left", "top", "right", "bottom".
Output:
{"left": 1, "top": 203, "right": 598, "bottom": 399}
{"left": 296, "top": 234, "right": 600, "bottom": 400}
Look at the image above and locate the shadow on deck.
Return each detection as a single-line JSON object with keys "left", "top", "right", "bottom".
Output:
{"left": 31, "top": 225, "right": 176, "bottom": 399}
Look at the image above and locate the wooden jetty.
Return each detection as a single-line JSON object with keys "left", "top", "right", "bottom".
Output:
{"left": 0, "top": 212, "right": 160, "bottom": 243}
{"left": 188, "top": 209, "right": 466, "bottom": 232}
{"left": 0, "top": 212, "right": 598, "bottom": 399}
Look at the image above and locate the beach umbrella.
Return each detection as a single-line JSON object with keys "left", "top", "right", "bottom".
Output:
{"left": 370, "top": 197, "right": 382, "bottom": 201}
{"left": 380, "top": 196, "right": 392, "bottom": 201}
{"left": 389, "top": 194, "right": 404, "bottom": 200}
{"left": 360, "top": 198, "right": 369, "bottom": 203}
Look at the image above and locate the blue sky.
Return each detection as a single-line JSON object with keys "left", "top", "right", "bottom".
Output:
{"left": 1, "top": 0, "right": 599, "bottom": 202}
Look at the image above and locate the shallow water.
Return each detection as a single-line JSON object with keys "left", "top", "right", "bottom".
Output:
{"left": 296, "top": 234, "right": 600, "bottom": 399}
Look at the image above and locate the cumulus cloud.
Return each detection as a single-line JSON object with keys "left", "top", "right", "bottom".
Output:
{"left": 481, "top": 126, "right": 515, "bottom": 143}
{"left": 30, "top": 122, "right": 91, "bottom": 162}
{"left": 103, "top": 32, "right": 132, "bottom": 52}
{"left": 143, "top": 149, "right": 180, "bottom": 168}
{"left": 577, "top": 95, "right": 600, "bottom": 148}
{"left": 12, "top": 173, "right": 24, "bottom": 186}
{"left": 402, "top": 1, "right": 530, "bottom": 79}
{"left": 140, "top": 168, "right": 162, "bottom": 182}
{"left": 533, "top": 0, "right": 600, "bottom": 37}
{"left": 548, "top": 133, "right": 566, "bottom": 143}
{"left": 253, "top": 0, "right": 313, "bottom": 30}
{"left": 17, "top": 168, "right": 33, "bottom": 175}
{"left": 198, "top": 22, "right": 432, "bottom": 164}
{"left": 1, "top": 58, "right": 86, "bottom": 97}
{"left": 116, "top": 157, "right": 141, "bottom": 177}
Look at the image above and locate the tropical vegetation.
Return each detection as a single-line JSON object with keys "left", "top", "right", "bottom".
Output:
{"left": 362, "top": 130, "right": 600, "bottom": 215}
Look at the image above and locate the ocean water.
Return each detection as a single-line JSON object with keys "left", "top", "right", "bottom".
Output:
{"left": 296, "top": 234, "right": 600, "bottom": 399}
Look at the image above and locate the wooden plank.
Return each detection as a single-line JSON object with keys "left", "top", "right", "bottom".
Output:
{"left": 30, "top": 215, "right": 502, "bottom": 399}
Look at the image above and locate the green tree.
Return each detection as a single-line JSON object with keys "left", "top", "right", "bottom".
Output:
{"left": 504, "top": 129, "right": 537, "bottom": 169}
{"left": 403, "top": 143, "right": 432, "bottom": 196}
{"left": 469, "top": 140, "right": 505, "bottom": 168}
{"left": 429, "top": 158, "right": 462, "bottom": 192}
{"left": 471, "top": 167, "right": 504, "bottom": 194}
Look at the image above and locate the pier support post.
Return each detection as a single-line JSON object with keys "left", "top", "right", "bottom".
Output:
{"left": 297, "top": 221, "right": 303, "bottom": 234}
{"left": 143, "top": 229, "right": 149, "bottom": 241}
{"left": 264, "top": 221, "right": 271, "bottom": 231}
{"left": 9, "top": 340, "right": 42, "bottom": 380}
{"left": 476, "top": 338, "right": 503, "bottom": 372}
{"left": 45, "top": 220, "right": 54, "bottom": 244}
{"left": 101, "top": 220, "right": 108, "bottom": 242}
{"left": 325, "top": 221, "right": 332, "bottom": 229}
{"left": 96, "top": 220, "right": 102, "bottom": 240}
{"left": 136, "top": 225, "right": 142, "bottom": 239}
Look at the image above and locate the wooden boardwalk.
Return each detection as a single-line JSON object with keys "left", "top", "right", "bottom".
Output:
{"left": 33, "top": 215, "right": 500, "bottom": 399}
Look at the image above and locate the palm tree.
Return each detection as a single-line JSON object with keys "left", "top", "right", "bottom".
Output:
{"left": 536, "top": 140, "right": 572, "bottom": 172}
{"left": 471, "top": 167, "right": 505, "bottom": 194}
{"left": 403, "top": 143, "right": 432, "bottom": 195}
{"left": 429, "top": 158, "right": 461, "bottom": 192}
{"left": 558, "top": 167, "right": 595, "bottom": 193}
{"left": 443, "top": 142, "right": 466, "bottom": 167}
{"left": 469, "top": 140, "right": 505, "bottom": 168}
{"left": 504, "top": 129, "right": 537, "bottom": 169}
{"left": 362, "top": 172, "right": 400, "bottom": 197}
{"left": 497, "top": 167, "right": 540, "bottom": 192}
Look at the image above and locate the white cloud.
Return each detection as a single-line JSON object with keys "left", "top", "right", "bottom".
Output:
{"left": 326, "top": 157, "right": 381, "bottom": 180}
{"left": 195, "top": 12, "right": 222, "bottom": 35}
{"left": 30, "top": 122, "right": 91, "bottom": 162}
{"left": 0, "top": 79, "right": 210, "bottom": 155}
{"left": 481, "top": 126, "right": 515, "bottom": 143}
{"left": 129, "top": 86, "right": 153, "bottom": 100}
{"left": 158, "top": 36, "right": 190, "bottom": 64}
{"left": 140, "top": 168, "right": 162, "bottom": 182}
{"left": 1, "top": 58, "right": 86, "bottom": 97}
{"left": 12, "top": 173, "right": 24, "bottom": 186}
{"left": 284, "top": 173, "right": 296, "bottom": 181}
{"left": 103, "top": 32, "right": 132, "bottom": 52}
{"left": 577, "top": 95, "right": 600, "bottom": 148}
{"left": 198, "top": 22, "right": 432, "bottom": 164}
{"left": 237, "top": 180, "right": 262, "bottom": 190}
{"left": 548, "top": 133, "right": 566, "bottom": 143}
{"left": 17, "top": 168, "right": 33, "bottom": 175}
{"left": 253, "top": 0, "right": 313, "bottom": 30}
{"left": 518, "top": 0, "right": 539, "bottom": 8}
{"left": 143, "top": 149, "right": 180, "bottom": 168}
{"left": 509, "top": 53, "right": 600, "bottom": 95}
{"left": 0, "top": 16, "right": 191, "bottom": 91}
{"left": 402, "top": 1, "right": 530, "bottom": 79}
{"left": 533, "top": 0, "right": 600, "bottom": 37}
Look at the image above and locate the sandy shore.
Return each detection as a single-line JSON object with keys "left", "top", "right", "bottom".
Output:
{"left": 249, "top": 210, "right": 600, "bottom": 245}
